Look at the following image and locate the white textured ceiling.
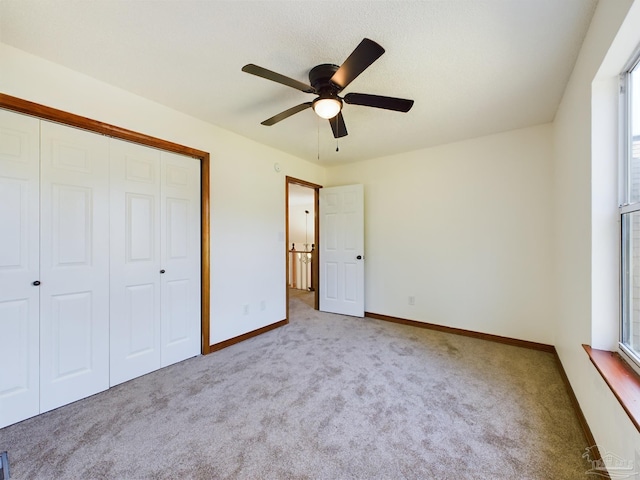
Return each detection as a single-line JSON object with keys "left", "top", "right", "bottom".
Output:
{"left": 0, "top": 0, "right": 597, "bottom": 165}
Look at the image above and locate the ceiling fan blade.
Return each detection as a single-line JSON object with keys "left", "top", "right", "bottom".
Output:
{"left": 261, "top": 102, "right": 312, "bottom": 126}
{"left": 343, "top": 93, "right": 414, "bottom": 112}
{"left": 329, "top": 112, "right": 348, "bottom": 138}
{"left": 242, "top": 64, "right": 316, "bottom": 93}
{"left": 330, "top": 38, "right": 385, "bottom": 90}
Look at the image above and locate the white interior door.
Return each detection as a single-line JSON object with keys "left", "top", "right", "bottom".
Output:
{"left": 160, "top": 151, "right": 201, "bottom": 367}
{"left": 0, "top": 109, "right": 40, "bottom": 428}
{"left": 39, "top": 121, "right": 110, "bottom": 412}
{"left": 319, "top": 184, "right": 364, "bottom": 317}
{"left": 109, "top": 139, "right": 162, "bottom": 386}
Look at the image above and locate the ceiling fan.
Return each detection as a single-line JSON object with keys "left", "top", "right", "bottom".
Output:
{"left": 242, "top": 38, "right": 414, "bottom": 138}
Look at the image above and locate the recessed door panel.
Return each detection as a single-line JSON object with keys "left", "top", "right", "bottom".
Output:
{"left": 0, "top": 127, "right": 28, "bottom": 161}
{"left": 50, "top": 292, "right": 92, "bottom": 380}
{"left": 125, "top": 284, "right": 157, "bottom": 356}
{"left": 325, "top": 192, "right": 339, "bottom": 210}
{"left": 344, "top": 263, "right": 358, "bottom": 303}
{"left": 345, "top": 212, "right": 358, "bottom": 251}
{"left": 52, "top": 184, "right": 92, "bottom": 266}
{"left": 127, "top": 193, "right": 155, "bottom": 262}
{"left": 164, "top": 279, "right": 190, "bottom": 345}
{"left": 40, "top": 121, "right": 109, "bottom": 413}
{"left": 0, "top": 109, "right": 40, "bottom": 429}
{"left": 324, "top": 214, "right": 338, "bottom": 251}
{"left": 167, "top": 198, "right": 189, "bottom": 259}
{"left": 52, "top": 142, "right": 93, "bottom": 174}
{"left": 165, "top": 164, "right": 189, "bottom": 187}
{"left": 325, "top": 263, "right": 339, "bottom": 300}
{"left": 126, "top": 155, "right": 156, "bottom": 184}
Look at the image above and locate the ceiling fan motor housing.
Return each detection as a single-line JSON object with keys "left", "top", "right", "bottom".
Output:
{"left": 309, "top": 63, "right": 341, "bottom": 94}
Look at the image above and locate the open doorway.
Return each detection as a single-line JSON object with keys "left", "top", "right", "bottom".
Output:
{"left": 286, "top": 176, "right": 321, "bottom": 321}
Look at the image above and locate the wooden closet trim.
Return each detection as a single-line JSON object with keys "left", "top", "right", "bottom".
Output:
{"left": 0, "top": 93, "right": 212, "bottom": 355}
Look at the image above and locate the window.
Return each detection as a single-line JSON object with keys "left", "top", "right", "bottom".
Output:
{"left": 621, "top": 52, "right": 640, "bottom": 369}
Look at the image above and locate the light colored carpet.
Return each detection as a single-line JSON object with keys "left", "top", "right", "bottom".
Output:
{"left": 0, "top": 290, "right": 590, "bottom": 479}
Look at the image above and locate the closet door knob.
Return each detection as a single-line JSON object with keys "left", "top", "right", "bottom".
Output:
{"left": 32, "top": 280, "right": 41, "bottom": 286}
{"left": 160, "top": 269, "right": 166, "bottom": 274}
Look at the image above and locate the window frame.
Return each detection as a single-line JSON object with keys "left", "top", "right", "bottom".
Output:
{"left": 619, "top": 50, "right": 640, "bottom": 376}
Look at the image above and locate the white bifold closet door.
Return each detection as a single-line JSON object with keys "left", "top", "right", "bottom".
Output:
{"left": 109, "top": 139, "right": 200, "bottom": 386}
{"left": 39, "top": 121, "right": 110, "bottom": 413}
{"left": 109, "top": 140, "right": 162, "bottom": 385}
{"left": 0, "top": 109, "right": 41, "bottom": 427}
{"left": 159, "top": 151, "right": 201, "bottom": 368}
{"left": 0, "top": 109, "right": 201, "bottom": 428}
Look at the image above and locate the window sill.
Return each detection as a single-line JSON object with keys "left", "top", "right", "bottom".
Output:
{"left": 583, "top": 344, "right": 640, "bottom": 432}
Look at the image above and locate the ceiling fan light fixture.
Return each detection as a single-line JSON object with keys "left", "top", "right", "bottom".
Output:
{"left": 313, "top": 97, "right": 342, "bottom": 119}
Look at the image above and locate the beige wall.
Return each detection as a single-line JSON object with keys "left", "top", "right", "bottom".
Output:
{"left": 326, "top": 124, "right": 555, "bottom": 344}
{"left": 553, "top": 0, "right": 640, "bottom": 465}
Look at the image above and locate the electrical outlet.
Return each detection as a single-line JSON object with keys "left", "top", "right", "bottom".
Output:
{"left": 408, "top": 296, "right": 415, "bottom": 306}
{"left": 260, "top": 300, "right": 266, "bottom": 311}
{"left": 243, "top": 304, "right": 249, "bottom": 315}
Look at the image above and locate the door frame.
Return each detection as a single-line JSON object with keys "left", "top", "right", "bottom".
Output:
{"left": 285, "top": 176, "right": 321, "bottom": 320}
{"left": 0, "top": 93, "right": 212, "bottom": 355}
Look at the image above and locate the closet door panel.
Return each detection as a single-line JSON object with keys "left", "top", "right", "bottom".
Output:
{"left": 160, "top": 152, "right": 201, "bottom": 367}
{"left": 0, "top": 109, "right": 40, "bottom": 428}
{"left": 39, "top": 121, "right": 110, "bottom": 413}
{"left": 110, "top": 139, "right": 161, "bottom": 386}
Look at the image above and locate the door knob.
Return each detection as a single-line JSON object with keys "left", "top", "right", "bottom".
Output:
{"left": 32, "top": 280, "right": 41, "bottom": 286}
{"left": 356, "top": 255, "right": 362, "bottom": 260}
{"left": 160, "top": 269, "right": 166, "bottom": 274}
